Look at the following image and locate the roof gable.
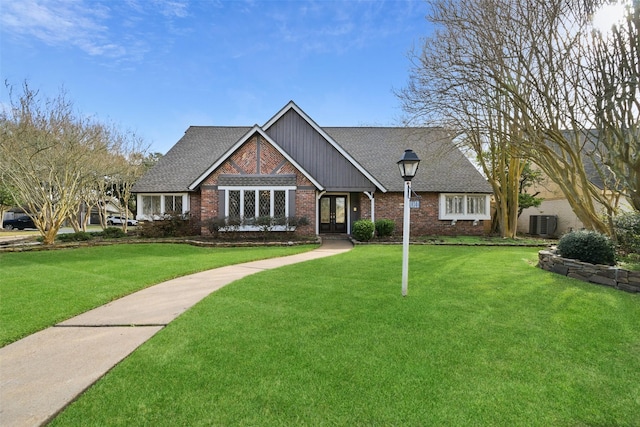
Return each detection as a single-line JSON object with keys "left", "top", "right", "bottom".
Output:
{"left": 264, "top": 101, "right": 386, "bottom": 192}
{"left": 188, "top": 126, "right": 322, "bottom": 190}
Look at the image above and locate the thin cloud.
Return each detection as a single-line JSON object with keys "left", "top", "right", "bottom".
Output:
{"left": 155, "top": 0, "right": 190, "bottom": 18}
{"left": 0, "top": 0, "right": 189, "bottom": 62}
{"left": 0, "top": 0, "right": 116, "bottom": 55}
{"left": 263, "top": 1, "right": 420, "bottom": 56}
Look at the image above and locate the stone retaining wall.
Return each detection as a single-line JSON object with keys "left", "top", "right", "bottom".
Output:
{"left": 538, "top": 250, "right": 640, "bottom": 293}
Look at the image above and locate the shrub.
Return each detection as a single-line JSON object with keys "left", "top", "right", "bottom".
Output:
{"left": 375, "top": 219, "right": 395, "bottom": 237}
{"left": 613, "top": 211, "right": 640, "bottom": 256}
{"left": 138, "top": 213, "right": 193, "bottom": 238}
{"left": 352, "top": 219, "right": 375, "bottom": 242}
{"left": 204, "top": 217, "right": 228, "bottom": 237}
{"left": 256, "top": 216, "right": 273, "bottom": 231}
{"left": 557, "top": 230, "right": 616, "bottom": 265}
{"left": 57, "top": 231, "right": 93, "bottom": 242}
{"left": 287, "top": 216, "right": 309, "bottom": 229}
{"left": 101, "top": 227, "right": 126, "bottom": 239}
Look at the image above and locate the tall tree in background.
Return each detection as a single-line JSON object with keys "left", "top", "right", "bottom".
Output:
{"left": 109, "top": 130, "right": 148, "bottom": 233}
{"left": 401, "top": 0, "right": 635, "bottom": 235}
{"left": 518, "top": 163, "right": 544, "bottom": 217}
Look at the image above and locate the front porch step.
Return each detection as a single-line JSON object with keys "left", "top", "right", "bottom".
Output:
{"left": 320, "top": 234, "right": 351, "bottom": 241}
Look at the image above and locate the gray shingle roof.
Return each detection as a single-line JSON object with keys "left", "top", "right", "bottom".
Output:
{"left": 133, "top": 125, "right": 492, "bottom": 194}
{"left": 132, "top": 126, "right": 250, "bottom": 193}
{"left": 324, "top": 127, "right": 492, "bottom": 193}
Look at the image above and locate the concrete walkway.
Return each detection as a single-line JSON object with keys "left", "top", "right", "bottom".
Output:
{"left": 0, "top": 239, "right": 353, "bottom": 427}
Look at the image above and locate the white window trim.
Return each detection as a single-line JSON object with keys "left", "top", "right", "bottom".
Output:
{"left": 439, "top": 193, "right": 491, "bottom": 220}
{"left": 220, "top": 186, "right": 295, "bottom": 231}
{"left": 137, "top": 193, "right": 189, "bottom": 221}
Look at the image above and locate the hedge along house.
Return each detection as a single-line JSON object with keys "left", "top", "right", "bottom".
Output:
{"left": 132, "top": 101, "right": 493, "bottom": 237}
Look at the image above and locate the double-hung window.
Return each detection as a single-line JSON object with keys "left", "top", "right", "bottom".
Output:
{"left": 439, "top": 193, "right": 490, "bottom": 220}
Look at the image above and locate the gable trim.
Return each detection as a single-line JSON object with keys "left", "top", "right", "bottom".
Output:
{"left": 263, "top": 101, "right": 388, "bottom": 192}
{"left": 188, "top": 125, "right": 324, "bottom": 191}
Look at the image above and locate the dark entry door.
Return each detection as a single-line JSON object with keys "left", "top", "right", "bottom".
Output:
{"left": 320, "top": 196, "right": 347, "bottom": 233}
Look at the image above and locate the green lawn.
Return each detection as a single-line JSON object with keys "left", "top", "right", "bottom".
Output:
{"left": 48, "top": 245, "right": 640, "bottom": 426}
{"left": 0, "top": 243, "right": 317, "bottom": 346}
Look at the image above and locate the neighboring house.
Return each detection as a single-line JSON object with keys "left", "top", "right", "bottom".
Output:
{"left": 80, "top": 200, "right": 127, "bottom": 226}
{"left": 518, "top": 147, "right": 633, "bottom": 237}
{"left": 518, "top": 178, "right": 633, "bottom": 237}
{"left": 518, "top": 177, "right": 586, "bottom": 238}
{"left": 132, "top": 101, "right": 492, "bottom": 237}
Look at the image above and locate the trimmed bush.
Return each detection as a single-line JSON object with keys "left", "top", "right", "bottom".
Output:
{"left": 101, "top": 227, "right": 126, "bottom": 239}
{"left": 375, "top": 219, "right": 395, "bottom": 237}
{"left": 138, "top": 214, "right": 193, "bottom": 238}
{"left": 557, "top": 230, "right": 616, "bottom": 265}
{"left": 613, "top": 211, "right": 640, "bottom": 256}
{"left": 57, "top": 231, "right": 93, "bottom": 242}
{"left": 352, "top": 219, "right": 375, "bottom": 242}
{"left": 287, "top": 216, "right": 309, "bottom": 228}
{"left": 204, "top": 217, "right": 227, "bottom": 237}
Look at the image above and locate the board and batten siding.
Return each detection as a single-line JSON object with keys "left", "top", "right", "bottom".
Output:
{"left": 266, "top": 109, "right": 376, "bottom": 192}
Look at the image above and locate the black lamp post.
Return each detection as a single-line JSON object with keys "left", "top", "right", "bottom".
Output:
{"left": 397, "top": 149, "right": 421, "bottom": 181}
{"left": 397, "top": 149, "right": 421, "bottom": 296}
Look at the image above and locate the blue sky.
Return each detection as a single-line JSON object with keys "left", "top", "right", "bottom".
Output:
{"left": 1, "top": 0, "right": 432, "bottom": 154}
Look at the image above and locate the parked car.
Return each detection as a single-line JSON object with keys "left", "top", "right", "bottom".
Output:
{"left": 106, "top": 215, "right": 138, "bottom": 226}
{"left": 3, "top": 216, "right": 37, "bottom": 230}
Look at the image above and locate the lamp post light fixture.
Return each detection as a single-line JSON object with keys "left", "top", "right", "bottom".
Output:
{"left": 397, "top": 149, "right": 421, "bottom": 297}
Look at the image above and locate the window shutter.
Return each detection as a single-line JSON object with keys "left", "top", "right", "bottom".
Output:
{"left": 218, "top": 190, "right": 225, "bottom": 218}
{"left": 288, "top": 189, "right": 296, "bottom": 217}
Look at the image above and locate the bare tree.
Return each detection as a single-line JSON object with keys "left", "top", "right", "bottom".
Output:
{"left": 108, "top": 129, "right": 148, "bottom": 233}
{"left": 400, "top": 0, "right": 534, "bottom": 237}
{"left": 401, "top": 0, "right": 631, "bottom": 235}
{"left": 0, "top": 82, "right": 112, "bottom": 244}
{"left": 585, "top": 1, "right": 639, "bottom": 211}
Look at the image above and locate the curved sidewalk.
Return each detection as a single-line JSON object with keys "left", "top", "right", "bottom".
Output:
{"left": 0, "top": 239, "right": 352, "bottom": 427}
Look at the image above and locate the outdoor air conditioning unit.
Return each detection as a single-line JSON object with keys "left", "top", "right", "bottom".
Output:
{"left": 529, "top": 215, "right": 558, "bottom": 237}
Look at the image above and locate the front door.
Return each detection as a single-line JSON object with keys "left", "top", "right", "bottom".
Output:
{"left": 320, "top": 196, "right": 347, "bottom": 233}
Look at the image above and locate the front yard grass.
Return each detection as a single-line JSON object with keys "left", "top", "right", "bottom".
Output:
{"left": 0, "top": 243, "right": 317, "bottom": 346}
{"left": 49, "top": 245, "right": 640, "bottom": 426}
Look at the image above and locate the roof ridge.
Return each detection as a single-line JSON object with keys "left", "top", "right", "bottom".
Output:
{"left": 188, "top": 125, "right": 252, "bottom": 129}
{"left": 324, "top": 126, "right": 446, "bottom": 130}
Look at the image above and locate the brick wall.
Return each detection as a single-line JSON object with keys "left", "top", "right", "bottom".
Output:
{"left": 189, "top": 193, "right": 202, "bottom": 234}
{"left": 294, "top": 189, "right": 316, "bottom": 235}
{"left": 360, "top": 191, "right": 486, "bottom": 237}
{"left": 197, "top": 135, "right": 316, "bottom": 236}
{"left": 189, "top": 135, "right": 488, "bottom": 238}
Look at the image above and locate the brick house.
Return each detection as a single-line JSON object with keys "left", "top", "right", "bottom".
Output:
{"left": 132, "top": 101, "right": 493, "bottom": 237}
